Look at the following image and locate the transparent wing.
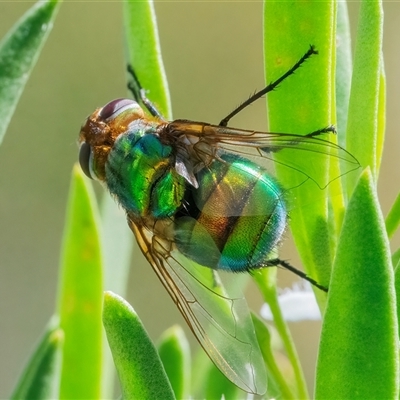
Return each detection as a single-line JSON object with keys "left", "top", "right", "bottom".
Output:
{"left": 166, "top": 121, "right": 361, "bottom": 189}
{"left": 128, "top": 218, "right": 267, "bottom": 395}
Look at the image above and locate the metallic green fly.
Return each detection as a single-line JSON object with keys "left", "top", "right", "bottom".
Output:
{"left": 78, "top": 46, "right": 360, "bottom": 394}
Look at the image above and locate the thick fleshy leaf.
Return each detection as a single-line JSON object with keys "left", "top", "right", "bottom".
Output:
{"left": 392, "top": 248, "right": 400, "bottom": 271}
{"left": 395, "top": 261, "right": 400, "bottom": 339}
{"left": 57, "top": 166, "right": 103, "bottom": 399}
{"left": 101, "top": 194, "right": 133, "bottom": 295}
{"left": 0, "top": 0, "right": 61, "bottom": 145}
{"left": 315, "top": 169, "right": 398, "bottom": 399}
{"left": 124, "top": 0, "right": 171, "bottom": 119}
{"left": 375, "top": 60, "right": 386, "bottom": 175}
{"left": 252, "top": 315, "right": 295, "bottom": 400}
{"left": 335, "top": 1, "right": 352, "bottom": 147}
{"left": 191, "top": 350, "right": 245, "bottom": 400}
{"left": 253, "top": 268, "right": 308, "bottom": 399}
{"left": 103, "top": 291, "right": 175, "bottom": 400}
{"left": 10, "top": 318, "right": 63, "bottom": 400}
{"left": 334, "top": 0, "right": 357, "bottom": 214}
{"left": 345, "top": 1, "right": 384, "bottom": 193}
{"left": 190, "top": 350, "right": 213, "bottom": 399}
{"left": 204, "top": 363, "right": 241, "bottom": 400}
{"left": 264, "top": 1, "right": 337, "bottom": 292}
{"left": 157, "top": 326, "right": 190, "bottom": 400}
{"left": 386, "top": 192, "right": 400, "bottom": 239}
{"left": 100, "top": 194, "right": 133, "bottom": 398}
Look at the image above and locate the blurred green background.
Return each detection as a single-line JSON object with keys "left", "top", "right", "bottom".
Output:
{"left": 1, "top": 1, "right": 399, "bottom": 397}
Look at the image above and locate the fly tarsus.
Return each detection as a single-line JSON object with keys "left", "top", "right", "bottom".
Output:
{"left": 265, "top": 258, "right": 328, "bottom": 292}
{"left": 305, "top": 125, "right": 337, "bottom": 138}
{"left": 126, "top": 64, "right": 165, "bottom": 120}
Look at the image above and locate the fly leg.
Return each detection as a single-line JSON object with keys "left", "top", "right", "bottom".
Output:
{"left": 264, "top": 258, "right": 328, "bottom": 292}
{"left": 219, "top": 45, "right": 318, "bottom": 127}
{"left": 127, "top": 65, "right": 166, "bottom": 120}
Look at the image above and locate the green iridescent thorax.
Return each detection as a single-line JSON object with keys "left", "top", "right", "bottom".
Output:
{"left": 105, "top": 123, "right": 185, "bottom": 219}
{"left": 174, "top": 154, "right": 287, "bottom": 272}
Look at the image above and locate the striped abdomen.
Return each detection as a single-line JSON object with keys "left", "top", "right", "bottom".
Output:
{"left": 174, "top": 153, "right": 287, "bottom": 272}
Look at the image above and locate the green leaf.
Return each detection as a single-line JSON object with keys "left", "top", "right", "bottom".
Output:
{"left": 0, "top": 0, "right": 61, "bottom": 145}
{"left": 264, "top": 0, "right": 337, "bottom": 290}
{"left": 103, "top": 291, "right": 175, "bottom": 400}
{"left": 394, "top": 249, "right": 400, "bottom": 336}
{"left": 252, "top": 314, "right": 295, "bottom": 400}
{"left": 335, "top": 1, "right": 352, "bottom": 148}
{"left": 253, "top": 268, "right": 307, "bottom": 399}
{"left": 315, "top": 169, "right": 398, "bottom": 399}
{"left": 345, "top": 1, "right": 384, "bottom": 193}
{"left": 157, "top": 326, "right": 191, "bottom": 400}
{"left": 385, "top": 192, "right": 400, "bottom": 239}
{"left": 191, "top": 350, "right": 243, "bottom": 400}
{"left": 376, "top": 59, "right": 386, "bottom": 175}
{"left": 204, "top": 363, "right": 241, "bottom": 400}
{"left": 190, "top": 350, "right": 212, "bottom": 399}
{"left": 10, "top": 318, "right": 63, "bottom": 400}
{"left": 100, "top": 194, "right": 134, "bottom": 398}
{"left": 57, "top": 165, "right": 103, "bottom": 399}
{"left": 124, "top": 0, "right": 171, "bottom": 119}
{"left": 100, "top": 194, "right": 133, "bottom": 295}
{"left": 392, "top": 248, "right": 400, "bottom": 270}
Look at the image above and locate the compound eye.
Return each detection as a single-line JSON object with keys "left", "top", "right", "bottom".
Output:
{"left": 99, "top": 98, "right": 136, "bottom": 120}
{"left": 79, "top": 142, "right": 93, "bottom": 179}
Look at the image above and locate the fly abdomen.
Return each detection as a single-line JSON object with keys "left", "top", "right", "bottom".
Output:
{"left": 174, "top": 153, "right": 287, "bottom": 272}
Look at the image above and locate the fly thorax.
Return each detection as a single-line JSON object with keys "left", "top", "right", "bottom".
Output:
{"left": 105, "top": 130, "right": 185, "bottom": 219}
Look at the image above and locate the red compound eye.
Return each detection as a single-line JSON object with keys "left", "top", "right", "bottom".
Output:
{"left": 99, "top": 98, "right": 136, "bottom": 120}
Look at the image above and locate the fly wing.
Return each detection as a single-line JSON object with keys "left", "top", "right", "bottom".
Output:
{"left": 166, "top": 121, "right": 360, "bottom": 190}
{"left": 128, "top": 218, "right": 267, "bottom": 395}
